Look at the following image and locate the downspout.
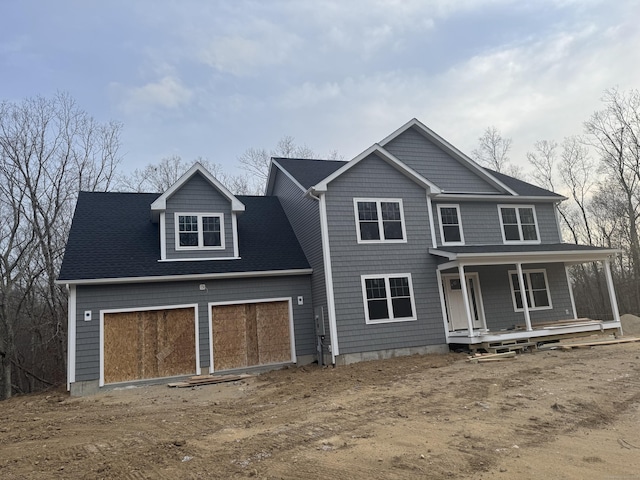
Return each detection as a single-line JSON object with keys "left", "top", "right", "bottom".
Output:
{"left": 308, "top": 188, "right": 339, "bottom": 365}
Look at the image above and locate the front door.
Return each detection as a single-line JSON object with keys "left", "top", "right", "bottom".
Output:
{"left": 443, "top": 273, "right": 486, "bottom": 331}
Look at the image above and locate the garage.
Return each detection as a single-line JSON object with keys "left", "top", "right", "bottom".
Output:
{"left": 103, "top": 307, "right": 197, "bottom": 384}
{"left": 211, "top": 300, "right": 292, "bottom": 371}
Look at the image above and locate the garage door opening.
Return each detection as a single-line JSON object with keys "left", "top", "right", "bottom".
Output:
{"left": 102, "top": 306, "right": 197, "bottom": 384}
{"left": 210, "top": 300, "right": 293, "bottom": 371}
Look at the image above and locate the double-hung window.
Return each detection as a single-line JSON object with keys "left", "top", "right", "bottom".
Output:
{"left": 354, "top": 198, "right": 406, "bottom": 243}
{"left": 508, "top": 269, "right": 552, "bottom": 311}
{"left": 175, "top": 213, "right": 224, "bottom": 250}
{"left": 498, "top": 205, "right": 540, "bottom": 244}
{"left": 437, "top": 204, "right": 464, "bottom": 245}
{"left": 361, "top": 274, "right": 417, "bottom": 323}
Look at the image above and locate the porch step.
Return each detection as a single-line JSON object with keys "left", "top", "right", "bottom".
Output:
{"left": 479, "top": 338, "right": 536, "bottom": 354}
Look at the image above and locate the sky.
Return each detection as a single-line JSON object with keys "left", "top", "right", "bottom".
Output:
{"left": 1, "top": 0, "right": 639, "bottom": 178}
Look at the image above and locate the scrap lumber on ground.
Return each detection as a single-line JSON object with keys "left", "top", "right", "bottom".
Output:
{"left": 168, "top": 373, "right": 251, "bottom": 388}
{"left": 557, "top": 337, "right": 640, "bottom": 350}
{"left": 467, "top": 351, "right": 516, "bottom": 363}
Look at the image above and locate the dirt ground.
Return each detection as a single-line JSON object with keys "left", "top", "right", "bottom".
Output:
{"left": 1, "top": 336, "right": 640, "bottom": 479}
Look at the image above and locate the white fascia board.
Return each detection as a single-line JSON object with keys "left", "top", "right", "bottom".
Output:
{"left": 434, "top": 193, "right": 567, "bottom": 202}
{"left": 57, "top": 268, "right": 313, "bottom": 286}
{"left": 379, "top": 118, "right": 518, "bottom": 196}
{"left": 150, "top": 162, "right": 245, "bottom": 212}
{"left": 430, "top": 248, "right": 620, "bottom": 266}
{"left": 312, "top": 144, "right": 441, "bottom": 194}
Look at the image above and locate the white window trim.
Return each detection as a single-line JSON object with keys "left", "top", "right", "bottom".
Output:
{"left": 353, "top": 198, "right": 408, "bottom": 244}
{"left": 361, "top": 273, "right": 417, "bottom": 324}
{"left": 174, "top": 212, "right": 225, "bottom": 251}
{"left": 508, "top": 268, "right": 553, "bottom": 312}
{"left": 498, "top": 205, "right": 541, "bottom": 245}
{"left": 437, "top": 204, "right": 465, "bottom": 246}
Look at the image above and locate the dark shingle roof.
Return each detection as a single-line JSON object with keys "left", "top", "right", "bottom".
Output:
{"left": 58, "top": 192, "right": 310, "bottom": 282}
{"left": 484, "top": 169, "right": 563, "bottom": 198}
{"left": 273, "top": 158, "right": 346, "bottom": 190}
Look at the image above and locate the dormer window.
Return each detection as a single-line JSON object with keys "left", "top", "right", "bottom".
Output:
{"left": 175, "top": 213, "right": 224, "bottom": 250}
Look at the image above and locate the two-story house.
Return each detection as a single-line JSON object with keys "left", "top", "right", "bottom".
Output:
{"left": 59, "top": 118, "right": 622, "bottom": 395}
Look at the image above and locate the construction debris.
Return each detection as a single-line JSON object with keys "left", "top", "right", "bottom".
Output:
{"left": 168, "top": 373, "right": 252, "bottom": 388}
{"left": 467, "top": 351, "right": 517, "bottom": 363}
{"left": 556, "top": 337, "right": 640, "bottom": 350}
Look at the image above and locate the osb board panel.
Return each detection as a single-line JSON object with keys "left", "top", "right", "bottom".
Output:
{"left": 256, "top": 302, "right": 291, "bottom": 365}
{"left": 245, "top": 303, "right": 259, "bottom": 366}
{"left": 104, "top": 308, "right": 196, "bottom": 384}
{"left": 211, "top": 304, "right": 248, "bottom": 371}
{"left": 104, "top": 311, "right": 141, "bottom": 383}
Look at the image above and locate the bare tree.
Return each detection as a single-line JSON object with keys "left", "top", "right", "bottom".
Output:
{"left": 472, "top": 126, "right": 522, "bottom": 178}
{"left": 0, "top": 93, "right": 121, "bottom": 399}
{"left": 119, "top": 156, "right": 260, "bottom": 195}
{"left": 238, "top": 135, "right": 342, "bottom": 192}
{"left": 584, "top": 87, "right": 640, "bottom": 307}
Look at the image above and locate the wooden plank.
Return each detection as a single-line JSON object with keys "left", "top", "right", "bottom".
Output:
{"left": 468, "top": 351, "right": 516, "bottom": 363}
{"left": 167, "top": 374, "right": 250, "bottom": 388}
{"left": 559, "top": 337, "right": 640, "bottom": 350}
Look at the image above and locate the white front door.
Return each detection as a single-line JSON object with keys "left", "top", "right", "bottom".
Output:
{"left": 443, "top": 273, "right": 486, "bottom": 331}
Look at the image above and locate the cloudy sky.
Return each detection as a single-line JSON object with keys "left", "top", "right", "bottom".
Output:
{"left": 2, "top": 0, "right": 639, "bottom": 176}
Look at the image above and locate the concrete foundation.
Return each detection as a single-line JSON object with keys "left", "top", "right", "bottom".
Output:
{"left": 334, "top": 344, "right": 449, "bottom": 366}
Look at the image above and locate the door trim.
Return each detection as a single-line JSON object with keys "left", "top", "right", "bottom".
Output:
{"left": 441, "top": 273, "right": 487, "bottom": 332}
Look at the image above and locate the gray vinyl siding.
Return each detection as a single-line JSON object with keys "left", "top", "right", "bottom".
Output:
{"left": 434, "top": 201, "right": 561, "bottom": 246}
{"left": 461, "top": 263, "right": 574, "bottom": 331}
{"left": 384, "top": 127, "right": 501, "bottom": 193}
{"left": 74, "top": 276, "right": 313, "bottom": 382}
{"left": 165, "top": 173, "right": 235, "bottom": 259}
{"left": 271, "top": 169, "right": 327, "bottom": 326}
{"left": 325, "top": 152, "right": 446, "bottom": 355}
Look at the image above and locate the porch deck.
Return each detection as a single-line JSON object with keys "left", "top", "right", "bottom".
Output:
{"left": 447, "top": 319, "right": 623, "bottom": 345}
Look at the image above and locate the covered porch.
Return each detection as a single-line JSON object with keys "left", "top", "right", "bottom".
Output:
{"left": 429, "top": 244, "right": 623, "bottom": 348}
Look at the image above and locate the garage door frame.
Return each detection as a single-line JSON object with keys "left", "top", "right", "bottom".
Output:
{"left": 99, "top": 303, "right": 200, "bottom": 386}
{"left": 208, "top": 297, "right": 296, "bottom": 373}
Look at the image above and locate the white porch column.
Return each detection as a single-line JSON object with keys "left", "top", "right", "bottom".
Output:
{"left": 516, "top": 262, "right": 533, "bottom": 331}
{"left": 604, "top": 258, "right": 623, "bottom": 335}
{"left": 457, "top": 264, "right": 475, "bottom": 336}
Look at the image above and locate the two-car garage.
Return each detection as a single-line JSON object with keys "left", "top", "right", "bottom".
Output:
{"left": 101, "top": 300, "right": 294, "bottom": 385}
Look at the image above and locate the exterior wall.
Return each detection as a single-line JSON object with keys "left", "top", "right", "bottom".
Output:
{"left": 462, "top": 262, "right": 574, "bottom": 331}
{"left": 325, "top": 153, "right": 446, "bottom": 355}
{"left": 165, "top": 173, "right": 235, "bottom": 259}
{"left": 270, "top": 169, "right": 328, "bottom": 334}
{"left": 384, "top": 127, "right": 501, "bottom": 193}
{"left": 73, "top": 276, "right": 314, "bottom": 383}
{"left": 433, "top": 201, "right": 561, "bottom": 246}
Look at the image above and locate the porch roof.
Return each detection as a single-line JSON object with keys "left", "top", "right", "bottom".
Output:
{"left": 430, "top": 243, "right": 620, "bottom": 267}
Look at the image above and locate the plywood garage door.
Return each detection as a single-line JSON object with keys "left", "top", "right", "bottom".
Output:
{"left": 103, "top": 307, "right": 196, "bottom": 384}
{"left": 211, "top": 301, "right": 291, "bottom": 371}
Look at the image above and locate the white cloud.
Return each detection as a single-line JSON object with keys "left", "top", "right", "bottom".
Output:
{"left": 111, "top": 76, "right": 193, "bottom": 115}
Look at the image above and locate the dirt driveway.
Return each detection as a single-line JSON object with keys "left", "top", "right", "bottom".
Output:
{"left": 1, "top": 339, "right": 639, "bottom": 479}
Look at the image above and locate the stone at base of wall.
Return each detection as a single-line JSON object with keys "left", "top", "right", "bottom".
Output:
{"left": 70, "top": 380, "right": 100, "bottom": 397}
{"left": 334, "top": 344, "right": 449, "bottom": 366}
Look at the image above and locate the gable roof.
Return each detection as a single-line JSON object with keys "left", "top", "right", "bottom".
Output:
{"left": 271, "top": 157, "right": 346, "bottom": 191}
{"left": 58, "top": 192, "right": 310, "bottom": 283}
{"left": 312, "top": 144, "right": 442, "bottom": 193}
{"left": 151, "top": 162, "right": 245, "bottom": 213}
{"left": 379, "top": 118, "right": 518, "bottom": 195}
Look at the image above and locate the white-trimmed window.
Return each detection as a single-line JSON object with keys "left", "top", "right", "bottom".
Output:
{"left": 437, "top": 204, "right": 464, "bottom": 245}
{"left": 175, "top": 213, "right": 224, "bottom": 250}
{"left": 361, "top": 274, "right": 417, "bottom": 324}
{"left": 498, "top": 205, "right": 540, "bottom": 244}
{"left": 354, "top": 198, "right": 407, "bottom": 243}
{"left": 508, "top": 269, "right": 552, "bottom": 311}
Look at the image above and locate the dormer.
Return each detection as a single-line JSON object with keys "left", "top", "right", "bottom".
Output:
{"left": 151, "top": 163, "right": 245, "bottom": 261}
